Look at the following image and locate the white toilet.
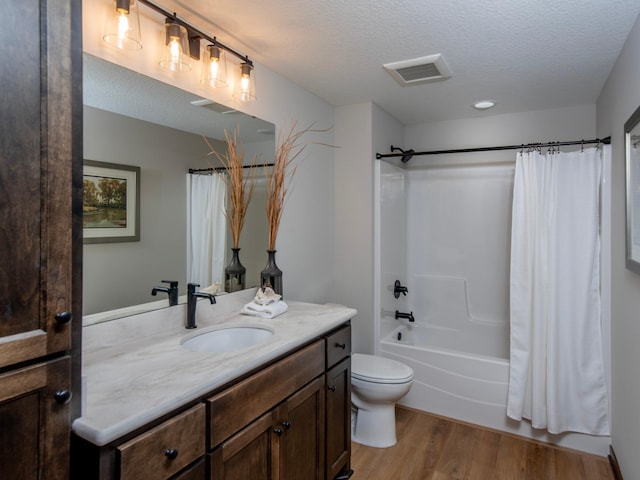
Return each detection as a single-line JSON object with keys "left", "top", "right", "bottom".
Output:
{"left": 351, "top": 353, "right": 414, "bottom": 448}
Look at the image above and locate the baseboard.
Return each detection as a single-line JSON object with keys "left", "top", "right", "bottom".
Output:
{"left": 609, "top": 445, "right": 623, "bottom": 480}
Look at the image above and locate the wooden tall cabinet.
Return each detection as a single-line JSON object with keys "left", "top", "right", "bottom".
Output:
{"left": 0, "top": 0, "right": 82, "bottom": 478}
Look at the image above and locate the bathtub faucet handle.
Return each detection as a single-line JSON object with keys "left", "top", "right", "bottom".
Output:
{"left": 394, "top": 280, "right": 408, "bottom": 298}
{"left": 395, "top": 310, "right": 414, "bottom": 322}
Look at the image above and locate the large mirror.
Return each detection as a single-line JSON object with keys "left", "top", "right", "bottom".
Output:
{"left": 83, "top": 54, "right": 275, "bottom": 319}
{"left": 625, "top": 104, "right": 640, "bottom": 275}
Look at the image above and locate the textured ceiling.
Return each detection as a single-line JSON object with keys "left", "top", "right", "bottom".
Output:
{"left": 151, "top": 0, "right": 640, "bottom": 125}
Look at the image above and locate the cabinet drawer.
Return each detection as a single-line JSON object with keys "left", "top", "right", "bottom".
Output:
{"left": 326, "top": 325, "right": 351, "bottom": 369}
{"left": 208, "top": 339, "right": 325, "bottom": 447}
{"left": 117, "top": 404, "right": 205, "bottom": 480}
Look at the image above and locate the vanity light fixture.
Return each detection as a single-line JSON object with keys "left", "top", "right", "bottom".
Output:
{"left": 201, "top": 43, "right": 228, "bottom": 88}
{"left": 472, "top": 100, "right": 496, "bottom": 110}
{"left": 234, "top": 61, "right": 256, "bottom": 102}
{"left": 103, "top": 0, "right": 142, "bottom": 50}
{"left": 104, "top": 0, "right": 256, "bottom": 94}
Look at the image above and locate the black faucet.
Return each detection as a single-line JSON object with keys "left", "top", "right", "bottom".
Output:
{"left": 395, "top": 310, "right": 415, "bottom": 322}
{"left": 186, "top": 283, "right": 216, "bottom": 329}
{"left": 394, "top": 280, "right": 408, "bottom": 298}
{"left": 151, "top": 280, "right": 179, "bottom": 306}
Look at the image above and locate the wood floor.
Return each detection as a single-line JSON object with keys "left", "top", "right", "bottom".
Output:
{"left": 350, "top": 407, "right": 614, "bottom": 480}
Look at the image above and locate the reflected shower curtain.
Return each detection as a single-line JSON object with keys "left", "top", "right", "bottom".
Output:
{"left": 186, "top": 173, "right": 227, "bottom": 288}
{"left": 507, "top": 145, "right": 610, "bottom": 435}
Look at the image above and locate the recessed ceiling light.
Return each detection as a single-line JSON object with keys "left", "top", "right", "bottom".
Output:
{"left": 473, "top": 100, "right": 496, "bottom": 110}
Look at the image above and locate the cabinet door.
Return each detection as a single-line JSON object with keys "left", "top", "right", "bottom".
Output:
{"left": 276, "top": 377, "right": 325, "bottom": 480}
{"left": 325, "top": 358, "right": 351, "bottom": 480}
{"left": 0, "top": 356, "right": 71, "bottom": 480}
{"left": 0, "top": 0, "right": 78, "bottom": 368}
{"left": 209, "top": 411, "right": 277, "bottom": 480}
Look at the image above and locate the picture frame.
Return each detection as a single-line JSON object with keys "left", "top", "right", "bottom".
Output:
{"left": 83, "top": 160, "right": 140, "bottom": 244}
{"left": 625, "top": 105, "right": 640, "bottom": 274}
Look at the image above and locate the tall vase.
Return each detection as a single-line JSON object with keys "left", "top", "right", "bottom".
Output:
{"left": 225, "top": 248, "right": 246, "bottom": 293}
{"left": 260, "top": 250, "right": 283, "bottom": 297}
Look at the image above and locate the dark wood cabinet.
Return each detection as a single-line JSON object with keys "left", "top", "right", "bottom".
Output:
{"left": 325, "top": 358, "right": 351, "bottom": 480}
{"left": 209, "top": 411, "right": 277, "bottom": 479}
{"left": 74, "top": 323, "right": 352, "bottom": 480}
{"left": 324, "top": 326, "right": 352, "bottom": 480}
{"left": 0, "top": 0, "right": 81, "bottom": 478}
{"left": 0, "top": 357, "right": 72, "bottom": 480}
{"left": 210, "top": 376, "right": 325, "bottom": 480}
{"left": 276, "top": 376, "right": 326, "bottom": 480}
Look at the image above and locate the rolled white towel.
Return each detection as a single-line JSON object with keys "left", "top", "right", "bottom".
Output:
{"left": 241, "top": 300, "right": 288, "bottom": 319}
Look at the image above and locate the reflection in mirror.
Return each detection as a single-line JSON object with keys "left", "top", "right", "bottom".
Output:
{"left": 82, "top": 53, "right": 274, "bottom": 319}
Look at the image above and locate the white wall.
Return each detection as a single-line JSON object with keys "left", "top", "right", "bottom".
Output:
{"left": 596, "top": 12, "right": 640, "bottom": 478}
{"left": 333, "top": 102, "right": 404, "bottom": 355}
{"left": 83, "top": 0, "right": 335, "bottom": 304}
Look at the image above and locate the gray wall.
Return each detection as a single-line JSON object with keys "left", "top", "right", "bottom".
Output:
{"left": 597, "top": 12, "right": 640, "bottom": 478}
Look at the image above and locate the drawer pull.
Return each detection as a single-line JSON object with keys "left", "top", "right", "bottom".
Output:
{"left": 335, "top": 342, "right": 346, "bottom": 349}
{"left": 54, "top": 390, "right": 72, "bottom": 404}
{"left": 328, "top": 385, "right": 336, "bottom": 392}
{"left": 55, "top": 311, "right": 72, "bottom": 324}
{"left": 164, "top": 449, "right": 179, "bottom": 460}
{"left": 281, "top": 421, "right": 291, "bottom": 429}
{"left": 273, "top": 427, "right": 283, "bottom": 436}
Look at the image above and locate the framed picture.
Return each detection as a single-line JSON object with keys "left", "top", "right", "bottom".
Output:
{"left": 83, "top": 160, "right": 140, "bottom": 244}
{"left": 625, "top": 106, "right": 640, "bottom": 274}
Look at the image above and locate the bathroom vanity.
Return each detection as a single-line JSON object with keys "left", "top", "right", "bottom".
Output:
{"left": 72, "top": 292, "right": 355, "bottom": 480}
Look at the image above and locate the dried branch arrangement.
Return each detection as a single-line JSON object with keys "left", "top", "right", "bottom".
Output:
{"left": 266, "top": 122, "right": 333, "bottom": 250}
{"left": 204, "top": 127, "right": 257, "bottom": 248}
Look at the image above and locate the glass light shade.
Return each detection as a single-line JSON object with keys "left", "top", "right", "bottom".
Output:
{"left": 103, "top": 0, "right": 142, "bottom": 50}
{"left": 201, "top": 45, "right": 228, "bottom": 88}
{"left": 159, "top": 21, "right": 192, "bottom": 72}
{"left": 233, "top": 62, "right": 256, "bottom": 102}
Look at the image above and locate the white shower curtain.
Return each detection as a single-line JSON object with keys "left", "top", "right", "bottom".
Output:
{"left": 507, "top": 145, "right": 610, "bottom": 435}
{"left": 186, "top": 173, "right": 227, "bottom": 288}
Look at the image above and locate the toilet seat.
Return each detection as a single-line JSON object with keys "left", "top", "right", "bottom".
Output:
{"left": 351, "top": 353, "right": 414, "bottom": 384}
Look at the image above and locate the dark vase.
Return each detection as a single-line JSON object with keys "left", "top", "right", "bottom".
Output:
{"left": 225, "top": 248, "right": 246, "bottom": 292}
{"left": 260, "top": 250, "right": 283, "bottom": 297}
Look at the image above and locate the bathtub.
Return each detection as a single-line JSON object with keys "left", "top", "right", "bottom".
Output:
{"left": 380, "top": 323, "right": 510, "bottom": 431}
{"left": 379, "top": 323, "right": 610, "bottom": 455}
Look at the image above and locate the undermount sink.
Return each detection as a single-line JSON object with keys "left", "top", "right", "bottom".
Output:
{"left": 181, "top": 325, "right": 274, "bottom": 353}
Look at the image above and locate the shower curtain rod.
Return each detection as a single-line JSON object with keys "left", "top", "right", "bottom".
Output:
{"left": 188, "top": 163, "right": 274, "bottom": 174}
{"left": 375, "top": 136, "right": 611, "bottom": 162}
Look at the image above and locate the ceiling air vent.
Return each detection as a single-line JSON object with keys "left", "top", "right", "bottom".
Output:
{"left": 190, "top": 98, "right": 239, "bottom": 115}
{"left": 383, "top": 54, "right": 452, "bottom": 86}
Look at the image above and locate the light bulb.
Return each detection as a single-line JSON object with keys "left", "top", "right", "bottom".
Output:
{"left": 117, "top": 11, "right": 129, "bottom": 38}
{"left": 209, "top": 59, "right": 219, "bottom": 80}
{"left": 169, "top": 37, "right": 181, "bottom": 66}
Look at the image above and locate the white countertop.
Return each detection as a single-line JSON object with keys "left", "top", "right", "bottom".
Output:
{"left": 73, "top": 289, "right": 357, "bottom": 446}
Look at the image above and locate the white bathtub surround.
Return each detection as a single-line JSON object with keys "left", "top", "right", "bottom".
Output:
{"left": 76, "top": 289, "right": 356, "bottom": 445}
{"left": 381, "top": 325, "right": 609, "bottom": 455}
{"left": 508, "top": 146, "right": 610, "bottom": 436}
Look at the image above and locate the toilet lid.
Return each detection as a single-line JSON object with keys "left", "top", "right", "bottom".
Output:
{"left": 351, "top": 353, "right": 414, "bottom": 384}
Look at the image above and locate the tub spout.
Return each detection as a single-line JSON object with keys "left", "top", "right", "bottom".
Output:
{"left": 395, "top": 310, "right": 414, "bottom": 322}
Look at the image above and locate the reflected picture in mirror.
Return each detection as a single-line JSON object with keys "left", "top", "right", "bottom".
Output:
{"left": 83, "top": 54, "right": 275, "bottom": 319}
